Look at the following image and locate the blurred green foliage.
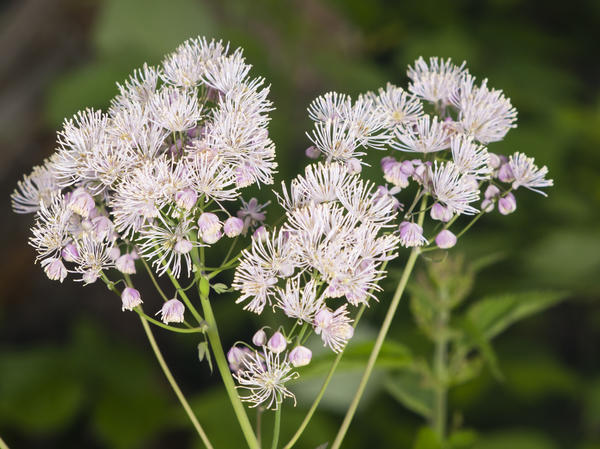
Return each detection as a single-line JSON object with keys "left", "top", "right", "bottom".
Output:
{"left": 3, "top": 0, "right": 600, "bottom": 447}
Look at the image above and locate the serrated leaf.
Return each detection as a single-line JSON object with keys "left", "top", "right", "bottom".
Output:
{"left": 465, "top": 291, "right": 567, "bottom": 340}
{"left": 385, "top": 371, "right": 434, "bottom": 419}
{"left": 458, "top": 319, "right": 503, "bottom": 381}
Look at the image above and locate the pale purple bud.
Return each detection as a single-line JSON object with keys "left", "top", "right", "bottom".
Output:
{"left": 314, "top": 309, "right": 333, "bottom": 329}
{"left": 174, "top": 238, "right": 193, "bottom": 254}
{"left": 399, "top": 221, "right": 426, "bottom": 247}
{"left": 116, "top": 253, "right": 136, "bottom": 274}
{"left": 498, "top": 193, "right": 517, "bottom": 215}
{"left": 158, "top": 299, "right": 185, "bottom": 323}
{"left": 400, "top": 160, "right": 415, "bottom": 176}
{"left": 488, "top": 152, "right": 502, "bottom": 169}
{"left": 305, "top": 145, "right": 321, "bottom": 159}
{"left": 498, "top": 163, "right": 514, "bottom": 183}
{"left": 413, "top": 163, "right": 428, "bottom": 183}
{"left": 481, "top": 199, "right": 495, "bottom": 213}
{"left": 278, "top": 262, "right": 295, "bottom": 278}
{"left": 430, "top": 202, "right": 453, "bottom": 222}
{"left": 198, "top": 213, "right": 222, "bottom": 244}
{"left": 346, "top": 158, "right": 362, "bottom": 174}
{"left": 42, "top": 258, "right": 67, "bottom": 282}
{"left": 484, "top": 185, "right": 501, "bottom": 199}
{"left": 168, "top": 138, "right": 184, "bottom": 156}
{"left": 267, "top": 331, "right": 287, "bottom": 354}
{"left": 68, "top": 188, "right": 95, "bottom": 218}
{"left": 109, "top": 246, "right": 121, "bottom": 261}
{"left": 435, "top": 230, "right": 457, "bottom": 249}
{"left": 253, "top": 225, "right": 268, "bottom": 242}
{"left": 121, "top": 287, "right": 142, "bottom": 311}
{"left": 82, "top": 269, "right": 99, "bottom": 284}
{"left": 235, "top": 166, "right": 254, "bottom": 188}
{"left": 381, "top": 156, "right": 397, "bottom": 171}
{"left": 61, "top": 243, "right": 79, "bottom": 262}
{"left": 92, "top": 216, "right": 113, "bottom": 240}
{"left": 175, "top": 188, "right": 198, "bottom": 211}
{"left": 289, "top": 346, "right": 312, "bottom": 367}
{"left": 383, "top": 161, "right": 409, "bottom": 188}
{"left": 252, "top": 329, "right": 267, "bottom": 346}
{"left": 227, "top": 346, "right": 251, "bottom": 372}
{"left": 223, "top": 217, "right": 244, "bottom": 237}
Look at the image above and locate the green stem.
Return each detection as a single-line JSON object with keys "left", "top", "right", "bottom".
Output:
{"left": 139, "top": 256, "right": 170, "bottom": 302}
{"left": 432, "top": 321, "right": 448, "bottom": 440}
{"left": 134, "top": 307, "right": 205, "bottom": 334}
{"left": 198, "top": 277, "right": 260, "bottom": 449}
{"left": 271, "top": 404, "right": 282, "bottom": 449}
{"left": 330, "top": 196, "right": 427, "bottom": 449}
{"left": 138, "top": 316, "right": 214, "bottom": 449}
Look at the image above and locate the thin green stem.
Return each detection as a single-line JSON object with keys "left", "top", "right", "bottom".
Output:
{"left": 455, "top": 211, "right": 484, "bottom": 239}
{"left": 0, "top": 435, "right": 10, "bottom": 449}
{"left": 198, "top": 277, "right": 260, "bottom": 449}
{"left": 271, "top": 404, "right": 282, "bottom": 449}
{"left": 282, "top": 260, "right": 388, "bottom": 449}
{"left": 134, "top": 307, "right": 205, "bottom": 334}
{"left": 432, "top": 319, "right": 448, "bottom": 440}
{"left": 330, "top": 196, "right": 427, "bottom": 449}
{"left": 165, "top": 267, "right": 205, "bottom": 325}
{"left": 139, "top": 256, "right": 170, "bottom": 302}
{"left": 138, "top": 316, "right": 214, "bottom": 449}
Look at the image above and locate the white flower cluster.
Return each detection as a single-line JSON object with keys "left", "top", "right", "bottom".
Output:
{"left": 12, "top": 36, "right": 277, "bottom": 285}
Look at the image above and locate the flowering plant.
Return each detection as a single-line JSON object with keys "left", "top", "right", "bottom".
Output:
{"left": 12, "top": 36, "right": 552, "bottom": 449}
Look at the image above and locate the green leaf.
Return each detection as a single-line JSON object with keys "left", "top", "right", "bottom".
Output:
{"left": 198, "top": 341, "right": 213, "bottom": 373}
{"left": 211, "top": 283, "right": 230, "bottom": 294}
{"left": 458, "top": 319, "right": 503, "bottom": 381}
{"left": 385, "top": 371, "right": 434, "bottom": 419}
{"left": 465, "top": 291, "right": 567, "bottom": 341}
{"left": 412, "top": 426, "right": 442, "bottom": 449}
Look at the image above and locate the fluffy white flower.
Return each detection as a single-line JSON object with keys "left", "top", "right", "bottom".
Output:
{"left": 429, "top": 161, "right": 480, "bottom": 215}
{"left": 149, "top": 86, "right": 203, "bottom": 132}
{"left": 11, "top": 161, "right": 59, "bottom": 214}
{"left": 392, "top": 115, "right": 450, "bottom": 153}
{"left": 508, "top": 152, "right": 553, "bottom": 196}
{"left": 451, "top": 75, "right": 517, "bottom": 144}
{"left": 275, "top": 278, "right": 324, "bottom": 322}
{"left": 450, "top": 134, "right": 491, "bottom": 179}
{"left": 314, "top": 306, "right": 354, "bottom": 353}
{"left": 234, "top": 348, "right": 298, "bottom": 409}
{"left": 407, "top": 57, "right": 467, "bottom": 104}
{"left": 374, "top": 83, "right": 424, "bottom": 127}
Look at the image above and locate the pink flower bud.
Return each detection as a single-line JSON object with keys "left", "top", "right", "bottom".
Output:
{"left": 481, "top": 199, "right": 495, "bottom": 213}
{"left": 61, "top": 243, "right": 79, "bottom": 262}
{"left": 346, "top": 158, "right": 362, "bottom": 174}
{"left": 92, "top": 216, "right": 114, "bottom": 241}
{"left": 224, "top": 217, "right": 244, "bottom": 237}
{"left": 498, "top": 163, "right": 514, "bottom": 183}
{"left": 400, "top": 160, "right": 415, "bottom": 176}
{"left": 253, "top": 226, "right": 268, "bottom": 242}
{"left": 267, "top": 331, "right": 287, "bottom": 354}
{"left": 498, "top": 193, "right": 517, "bottom": 215}
{"left": 42, "top": 258, "right": 67, "bottom": 282}
{"left": 175, "top": 188, "right": 198, "bottom": 211}
{"left": 305, "top": 145, "right": 321, "bottom": 159}
{"left": 399, "top": 221, "right": 426, "bottom": 247}
{"left": 82, "top": 269, "right": 99, "bottom": 284}
{"left": 435, "top": 230, "right": 457, "bottom": 249}
{"left": 116, "top": 253, "right": 136, "bottom": 274}
{"left": 121, "top": 287, "right": 142, "bottom": 311}
{"left": 174, "top": 238, "right": 193, "bottom": 254}
{"left": 252, "top": 329, "right": 267, "bottom": 346}
{"left": 198, "top": 213, "right": 222, "bottom": 244}
{"left": 158, "top": 299, "right": 185, "bottom": 323}
{"left": 68, "top": 188, "right": 95, "bottom": 218}
{"left": 380, "top": 157, "right": 397, "bottom": 171}
{"left": 484, "top": 185, "right": 501, "bottom": 199}
{"left": 430, "top": 202, "right": 453, "bottom": 222}
{"left": 488, "top": 152, "right": 502, "bottom": 169}
{"left": 235, "top": 166, "right": 254, "bottom": 188}
{"left": 383, "top": 161, "right": 409, "bottom": 189}
{"left": 227, "top": 346, "right": 251, "bottom": 372}
{"left": 289, "top": 346, "right": 312, "bottom": 367}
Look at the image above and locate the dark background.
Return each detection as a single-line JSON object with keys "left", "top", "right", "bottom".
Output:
{"left": 1, "top": 0, "right": 599, "bottom": 448}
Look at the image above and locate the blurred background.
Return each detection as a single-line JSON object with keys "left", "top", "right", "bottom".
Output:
{"left": 1, "top": 0, "right": 599, "bottom": 448}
